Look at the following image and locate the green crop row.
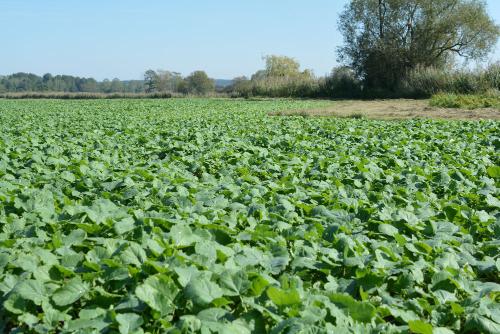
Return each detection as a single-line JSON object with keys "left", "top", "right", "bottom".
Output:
{"left": 0, "top": 99, "right": 499, "bottom": 333}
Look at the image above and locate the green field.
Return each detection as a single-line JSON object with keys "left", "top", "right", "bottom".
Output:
{"left": 0, "top": 99, "right": 499, "bottom": 333}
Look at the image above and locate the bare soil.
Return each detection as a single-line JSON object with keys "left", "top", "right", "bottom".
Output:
{"left": 270, "top": 99, "right": 500, "bottom": 120}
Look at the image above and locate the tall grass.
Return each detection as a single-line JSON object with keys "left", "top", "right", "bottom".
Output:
{"left": 430, "top": 91, "right": 500, "bottom": 109}
{"left": 403, "top": 63, "right": 500, "bottom": 97}
{"left": 231, "top": 77, "right": 320, "bottom": 98}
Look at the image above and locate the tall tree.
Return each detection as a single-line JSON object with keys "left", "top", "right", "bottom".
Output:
{"left": 144, "top": 70, "right": 158, "bottom": 93}
{"left": 262, "top": 55, "right": 313, "bottom": 80}
{"left": 185, "top": 71, "right": 215, "bottom": 95}
{"left": 156, "top": 70, "right": 183, "bottom": 92}
{"left": 338, "top": 0, "right": 500, "bottom": 89}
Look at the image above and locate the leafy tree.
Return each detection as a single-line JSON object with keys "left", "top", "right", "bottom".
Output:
{"left": 176, "top": 79, "right": 189, "bottom": 95}
{"left": 338, "top": 0, "right": 500, "bottom": 89}
{"left": 110, "top": 78, "right": 124, "bottom": 92}
{"left": 185, "top": 71, "right": 215, "bottom": 95}
{"left": 143, "top": 70, "right": 183, "bottom": 93}
{"left": 100, "top": 79, "right": 112, "bottom": 93}
{"left": 227, "top": 76, "right": 252, "bottom": 96}
{"left": 81, "top": 78, "right": 98, "bottom": 92}
{"left": 262, "top": 55, "right": 313, "bottom": 80}
{"left": 144, "top": 70, "right": 158, "bottom": 93}
{"left": 231, "top": 76, "right": 250, "bottom": 89}
{"left": 156, "top": 70, "right": 183, "bottom": 92}
{"left": 251, "top": 70, "right": 267, "bottom": 81}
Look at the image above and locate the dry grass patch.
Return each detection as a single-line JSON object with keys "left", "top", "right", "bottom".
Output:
{"left": 270, "top": 99, "right": 500, "bottom": 120}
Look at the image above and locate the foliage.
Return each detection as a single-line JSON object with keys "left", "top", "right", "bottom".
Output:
{"left": 0, "top": 73, "right": 144, "bottom": 94}
{"left": 0, "top": 99, "right": 499, "bottom": 333}
{"left": 184, "top": 71, "right": 216, "bottom": 95}
{"left": 338, "top": 0, "right": 500, "bottom": 90}
{"left": 228, "top": 56, "right": 499, "bottom": 99}
{"left": 405, "top": 63, "right": 500, "bottom": 97}
{"left": 262, "top": 56, "right": 313, "bottom": 80}
{"left": 144, "top": 70, "right": 184, "bottom": 94}
{"left": 430, "top": 92, "right": 500, "bottom": 109}
{"left": 230, "top": 55, "right": 318, "bottom": 98}
{"left": 237, "top": 77, "right": 320, "bottom": 98}
{"left": 143, "top": 70, "right": 158, "bottom": 93}
{"left": 318, "top": 67, "right": 362, "bottom": 98}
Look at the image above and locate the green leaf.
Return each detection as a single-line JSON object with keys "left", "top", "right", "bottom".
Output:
{"left": 18, "top": 189, "right": 56, "bottom": 221}
{"left": 170, "top": 224, "right": 200, "bottom": 246}
{"left": 65, "top": 317, "right": 111, "bottom": 332}
{"left": 114, "top": 217, "right": 136, "bottom": 234}
{"left": 15, "top": 280, "right": 47, "bottom": 305}
{"left": 266, "top": 286, "right": 301, "bottom": 306}
{"left": 250, "top": 275, "right": 270, "bottom": 296}
{"left": 3, "top": 294, "right": 29, "bottom": 315}
{"left": 486, "top": 194, "right": 500, "bottom": 208}
{"left": 135, "top": 275, "right": 179, "bottom": 316}
{"left": 486, "top": 165, "right": 500, "bottom": 179}
{"left": 64, "top": 229, "right": 87, "bottom": 246}
{"left": 86, "top": 198, "right": 128, "bottom": 224}
{"left": 329, "top": 293, "right": 376, "bottom": 323}
{"left": 52, "top": 277, "right": 89, "bottom": 306}
{"left": 465, "top": 314, "right": 500, "bottom": 334}
{"left": 184, "top": 274, "right": 224, "bottom": 306}
{"left": 19, "top": 313, "right": 39, "bottom": 326}
{"left": 378, "top": 223, "right": 399, "bottom": 237}
{"left": 408, "top": 320, "right": 433, "bottom": 334}
{"left": 116, "top": 313, "right": 144, "bottom": 334}
{"left": 61, "top": 171, "right": 76, "bottom": 182}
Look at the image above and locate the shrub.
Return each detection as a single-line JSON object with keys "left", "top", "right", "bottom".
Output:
{"left": 319, "top": 67, "right": 362, "bottom": 98}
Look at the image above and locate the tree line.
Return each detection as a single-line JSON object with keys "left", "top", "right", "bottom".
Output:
{"left": 143, "top": 70, "right": 215, "bottom": 95}
{"left": 0, "top": 70, "right": 219, "bottom": 96}
{"left": 0, "top": 73, "right": 144, "bottom": 93}
{"left": 1, "top": 0, "right": 499, "bottom": 99}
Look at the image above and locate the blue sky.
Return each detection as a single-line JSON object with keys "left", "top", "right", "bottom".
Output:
{"left": 0, "top": 0, "right": 499, "bottom": 80}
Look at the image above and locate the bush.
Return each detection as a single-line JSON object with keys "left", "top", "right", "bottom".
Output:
{"left": 318, "top": 67, "right": 362, "bottom": 98}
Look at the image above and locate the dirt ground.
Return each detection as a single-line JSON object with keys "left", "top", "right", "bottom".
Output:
{"left": 270, "top": 99, "right": 500, "bottom": 120}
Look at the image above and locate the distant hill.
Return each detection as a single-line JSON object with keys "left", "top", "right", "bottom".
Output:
{"left": 215, "top": 79, "right": 233, "bottom": 88}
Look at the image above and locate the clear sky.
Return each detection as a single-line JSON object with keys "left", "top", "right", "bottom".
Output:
{"left": 1, "top": 0, "right": 499, "bottom": 80}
